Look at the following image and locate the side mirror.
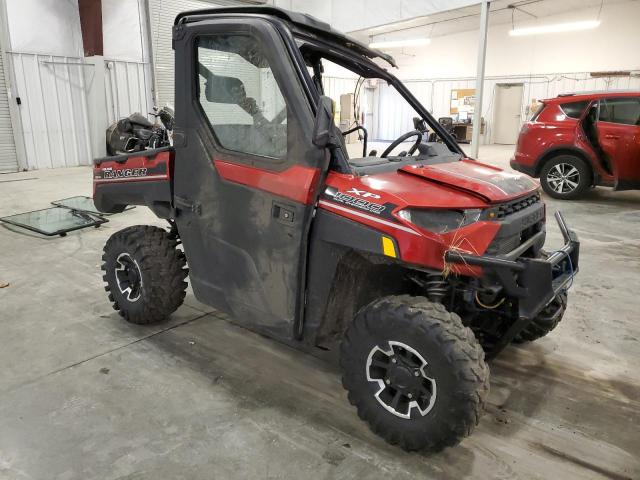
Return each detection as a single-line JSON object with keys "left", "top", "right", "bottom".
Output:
{"left": 205, "top": 74, "right": 246, "bottom": 104}
{"left": 312, "top": 95, "right": 339, "bottom": 148}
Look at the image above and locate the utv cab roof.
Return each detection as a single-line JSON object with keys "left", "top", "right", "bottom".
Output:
{"left": 174, "top": 5, "right": 397, "bottom": 68}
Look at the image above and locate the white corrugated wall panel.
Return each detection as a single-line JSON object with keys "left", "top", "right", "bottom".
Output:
{"left": 9, "top": 52, "right": 154, "bottom": 170}
{"left": 9, "top": 53, "right": 92, "bottom": 169}
{"left": 105, "top": 59, "right": 154, "bottom": 125}
{"left": 149, "top": 0, "right": 224, "bottom": 107}
{"left": 0, "top": 47, "right": 18, "bottom": 173}
{"left": 322, "top": 77, "right": 358, "bottom": 106}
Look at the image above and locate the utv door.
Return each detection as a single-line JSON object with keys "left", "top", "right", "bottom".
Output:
{"left": 172, "top": 17, "right": 324, "bottom": 338}
{"left": 596, "top": 97, "right": 640, "bottom": 190}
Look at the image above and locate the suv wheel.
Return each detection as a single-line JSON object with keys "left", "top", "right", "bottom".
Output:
{"left": 340, "top": 296, "right": 489, "bottom": 452}
{"left": 540, "top": 155, "right": 591, "bottom": 199}
{"left": 102, "top": 225, "right": 188, "bottom": 325}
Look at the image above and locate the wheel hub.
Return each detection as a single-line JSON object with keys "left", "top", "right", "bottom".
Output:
{"left": 115, "top": 253, "right": 142, "bottom": 302}
{"left": 546, "top": 163, "right": 580, "bottom": 194}
{"left": 387, "top": 364, "right": 419, "bottom": 392}
{"left": 366, "top": 341, "right": 437, "bottom": 419}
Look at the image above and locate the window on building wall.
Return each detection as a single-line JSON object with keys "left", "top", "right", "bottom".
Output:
{"left": 196, "top": 34, "right": 288, "bottom": 159}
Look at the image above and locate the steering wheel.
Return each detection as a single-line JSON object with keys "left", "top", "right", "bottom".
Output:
{"left": 380, "top": 130, "right": 423, "bottom": 158}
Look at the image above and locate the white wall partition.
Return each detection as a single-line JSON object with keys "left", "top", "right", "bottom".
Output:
{"left": 104, "top": 59, "right": 154, "bottom": 126}
{"left": 358, "top": 0, "right": 640, "bottom": 143}
{"left": 371, "top": 72, "right": 640, "bottom": 143}
{"left": 2, "top": 0, "right": 155, "bottom": 169}
{"left": 8, "top": 53, "right": 91, "bottom": 169}
{"left": 7, "top": 52, "right": 154, "bottom": 170}
{"left": 148, "top": 0, "right": 226, "bottom": 108}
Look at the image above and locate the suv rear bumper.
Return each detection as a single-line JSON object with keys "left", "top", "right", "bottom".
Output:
{"left": 510, "top": 158, "right": 536, "bottom": 177}
{"left": 445, "top": 211, "right": 579, "bottom": 357}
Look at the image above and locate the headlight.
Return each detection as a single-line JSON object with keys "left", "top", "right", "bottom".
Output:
{"left": 397, "top": 208, "right": 482, "bottom": 233}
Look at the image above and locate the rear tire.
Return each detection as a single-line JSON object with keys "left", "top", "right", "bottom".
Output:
{"left": 340, "top": 295, "right": 489, "bottom": 452}
{"left": 102, "top": 225, "right": 188, "bottom": 325}
{"left": 513, "top": 292, "right": 568, "bottom": 343}
{"left": 540, "top": 155, "right": 591, "bottom": 199}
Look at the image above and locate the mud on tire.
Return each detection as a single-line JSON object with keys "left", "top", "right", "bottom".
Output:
{"left": 102, "top": 225, "right": 188, "bottom": 325}
{"left": 340, "top": 295, "right": 489, "bottom": 452}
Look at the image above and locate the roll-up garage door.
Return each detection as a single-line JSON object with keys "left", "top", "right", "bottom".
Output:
{"left": 148, "top": 0, "right": 226, "bottom": 108}
{"left": 0, "top": 50, "right": 18, "bottom": 173}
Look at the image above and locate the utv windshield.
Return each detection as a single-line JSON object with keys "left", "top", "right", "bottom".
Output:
{"left": 297, "top": 41, "right": 464, "bottom": 175}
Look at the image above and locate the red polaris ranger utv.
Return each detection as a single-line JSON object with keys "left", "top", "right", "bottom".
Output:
{"left": 93, "top": 7, "right": 579, "bottom": 452}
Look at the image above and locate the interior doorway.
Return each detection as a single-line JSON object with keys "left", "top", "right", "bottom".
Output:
{"left": 493, "top": 83, "right": 524, "bottom": 144}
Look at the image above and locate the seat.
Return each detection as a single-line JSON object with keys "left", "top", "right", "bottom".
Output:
{"left": 128, "top": 113, "right": 155, "bottom": 129}
{"left": 136, "top": 128, "right": 154, "bottom": 141}
{"left": 438, "top": 116, "right": 454, "bottom": 131}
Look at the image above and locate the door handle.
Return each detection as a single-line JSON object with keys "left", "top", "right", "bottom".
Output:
{"left": 604, "top": 134, "right": 620, "bottom": 140}
{"left": 272, "top": 203, "right": 295, "bottom": 225}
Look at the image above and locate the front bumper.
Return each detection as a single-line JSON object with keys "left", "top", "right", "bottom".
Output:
{"left": 445, "top": 211, "right": 579, "bottom": 357}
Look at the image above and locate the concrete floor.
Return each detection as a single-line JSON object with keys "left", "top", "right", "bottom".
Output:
{"left": 0, "top": 144, "right": 639, "bottom": 479}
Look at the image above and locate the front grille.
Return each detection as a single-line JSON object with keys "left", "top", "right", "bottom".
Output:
{"left": 496, "top": 193, "right": 541, "bottom": 219}
{"left": 486, "top": 233, "right": 522, "bottom": 255}
{"left": 485, "top": 193, "right": 544, "bottom": 256}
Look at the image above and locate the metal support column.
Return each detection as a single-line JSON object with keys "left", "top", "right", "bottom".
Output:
{"left": 84, "top": 56, "right": 108, "bottom": 158}
{"left": 470, "top": 0, "right": 490, "bottom": 159}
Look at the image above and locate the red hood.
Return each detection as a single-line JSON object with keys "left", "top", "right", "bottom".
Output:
{"left": 399, "top": 159, "right": 538, "bottom": 202}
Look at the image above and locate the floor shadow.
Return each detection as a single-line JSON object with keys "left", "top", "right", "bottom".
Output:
{"left": 552, "top": 186, "right": 640, "bottom": 208}
{"left": 143, "top": 313, "right": 483, "bottom": 478}
{"left": 139, "top": 311, "right": 631, "bottom": 477}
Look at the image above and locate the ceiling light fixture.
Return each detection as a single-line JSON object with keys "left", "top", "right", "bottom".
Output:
{"left": 509, "top": 20, "right": 601, "bottom": 36}
{"left": 369, "top": 38, "right": 430, "bottom": 49}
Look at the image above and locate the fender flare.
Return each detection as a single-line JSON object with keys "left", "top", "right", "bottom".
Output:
{"left": 534, "top": 145, "right": 595, "bottom": 178}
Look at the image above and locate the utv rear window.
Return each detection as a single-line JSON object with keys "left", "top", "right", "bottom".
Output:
{"left": 559, "top": 100, "right": 589, "bottom": 119}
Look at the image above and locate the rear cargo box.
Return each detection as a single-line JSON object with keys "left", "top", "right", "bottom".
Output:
{"left": 93, "top": 147, "right": 174, "bottom": 217}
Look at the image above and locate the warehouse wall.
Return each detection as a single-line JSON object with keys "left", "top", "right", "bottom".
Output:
{"left": 148, "top": 0, "right": 225, "bottom": 108}
{"left": 373, "top": 1, "right": 640, "bottom": 142}
{"left": 273, "top": 0, "right": 480, "bottom": 33}
{"left": 393, "top": 1, "right": 640, "bottom": 79}
{"left": 374, "top": 72, "right": 640, "bottom": 142}
{"left": 103, "top": 0, "right": 155, "bottom": 126}
{"left": 3, "top": 0, "right": 153, "bottom": 170}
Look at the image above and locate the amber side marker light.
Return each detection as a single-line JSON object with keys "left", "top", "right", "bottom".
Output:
{"left": 381, "top": 237, "right": 397, "bottom": 258}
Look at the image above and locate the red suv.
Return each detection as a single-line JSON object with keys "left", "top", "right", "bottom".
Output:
{"left": 511, "top": 91, "right": 640, "bottom": 199}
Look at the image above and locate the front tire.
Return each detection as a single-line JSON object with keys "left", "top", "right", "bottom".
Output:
{"left": 540, "top": 155, "right": 591, "bottom": 199}
{"left": 513, "top": 292, "right": 568, "bottom": 343}
{"left": 340, "top": 296, "right": 489, "bottom": 452}
{"left": 102, "top": 225, "right": 188, "bottom": 325}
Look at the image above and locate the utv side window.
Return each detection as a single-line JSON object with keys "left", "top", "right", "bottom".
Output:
{"left": 559, "top": 100, "right": 589, "bottom": 119}
{"left": 598, "top": 98, "right": 640, "bottom": 126}
{"left": 196, "top": 35, "right": 288, "bottom": 159}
